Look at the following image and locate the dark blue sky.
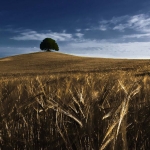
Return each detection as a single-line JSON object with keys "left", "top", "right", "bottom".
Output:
{"left": 1, "top": 0, "right": 150, "bottom": 58}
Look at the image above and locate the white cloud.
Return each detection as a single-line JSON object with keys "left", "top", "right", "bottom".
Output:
{"left": 116, "top": 14, "right": 150, "bottom": 33}
{"left": 61, "top": 40, "right": 150, "bottom": 59}
{"left": 75, "top": 33, "right": 84, "bottom": 38}
{"left": 128, "top": 14, "right": 150, "bottom": 32}
{"left": 83, "top": 15, "right": 128, "bottom": 31}
{"left": 11, "top": 30, "right": 73, "bottom": 41}
{"left": 11, "top": 30, "right": 85, "bottom": 42}
{"left": 85, "top": 28, "right": 90, "bottom": 31}
{"left": 96, "top": 13, "right": 150, "bottom": 40}
{"left": 85, "top": 24, "right": 108, "bottom": 31}
{"left": 62, "top": 30, "right": 66, "bottom": 33}
{"left": 113, "top": 24, "right": 127, "bottom": 31}
{"left": 123, "top": 33, "right": 150, "bottom": 39}
{"left": 89, "top": 13, "right": 150, "bottom": 34}
{"left": 98, "top": 25, "right": 107, "bottom": 31}
{"left": 104, "top": 15, "right": 129, "bottom": 24}
{"left": 76, "top": 29, "right": 81, "bottom": 32}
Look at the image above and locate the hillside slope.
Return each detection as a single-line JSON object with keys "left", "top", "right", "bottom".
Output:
{"left": 0, "top": 52, "right": 150, "bottom": 76}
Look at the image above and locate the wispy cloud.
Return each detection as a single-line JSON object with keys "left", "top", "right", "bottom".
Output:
{"left": 113, "top": 14, "right": 150, "bottom": 33}
{"left": 11, "top": 30, "right": 74, "bottom": 41}
{"left": 100, "top": 15, "right": 129, "bottom": 25}
{"left": 98, "top": 25, "right": 107, "bottom": 31}
{"left": 127, "top": 14, "right": 150, "bottom": 32}
{"left": 10, "top": 30, "right": 85, "bottom": 42}
{"left": 2, "top": 27, "right": 32, "bottom": 33}
{"left": 84, "top": 13, "right": 150, "bottom": 41}
{"left": 84, "top": 24, "right": 108, "bottom": 31}
{"left": 87, "top": 13, "right": 150, "bottom": 34}
{"left": 76, "top": 29, "right": 81, "bottom": 32}
{"left": 84, "top": 15, "right": 129, "bottom": 31}
{"left": 123, "top": 33, "right": 150, "bottom": 39}
{"left": 113, "top": 24, "right": 127, "bottom": 31}
{"left": 75, "top": 33, "right": 84, "bottom": 38}
{"left": 61, "top": 40, "right": 150, "bottom": 59}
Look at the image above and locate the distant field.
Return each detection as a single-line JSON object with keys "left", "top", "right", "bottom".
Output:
{"left": 0, "top": 52, "right": 150, "bottom": 77}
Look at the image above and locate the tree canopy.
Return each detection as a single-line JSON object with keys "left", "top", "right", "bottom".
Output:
{"left": 40, "top": 38, "right": 59, "bottom": 51}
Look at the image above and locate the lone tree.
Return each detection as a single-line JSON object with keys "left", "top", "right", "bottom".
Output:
{"left": 40, "top": 38, "right": 59, "bottom": 51}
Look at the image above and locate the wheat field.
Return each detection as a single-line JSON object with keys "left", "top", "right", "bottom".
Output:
{"left": 0, "top": 52, "right": 150, "bottom": 149}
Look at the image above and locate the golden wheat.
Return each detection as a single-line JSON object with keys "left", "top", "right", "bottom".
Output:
{"left": 0, "top": 73, "right": 150, "bottom": 149}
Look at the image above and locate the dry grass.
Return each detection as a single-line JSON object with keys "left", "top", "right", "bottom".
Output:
{"left": 0, "top": 52, "right": 150, "bottom": 149}
{"left": 1, "top": 73, "right": 150, "bottom": 149}
{"left": 0, "top": 52, "right": 150, "bottom": 77}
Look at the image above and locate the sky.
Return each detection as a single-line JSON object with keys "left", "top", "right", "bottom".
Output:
{"left": 1, "top": 0, "right": 150, "bottom": 58}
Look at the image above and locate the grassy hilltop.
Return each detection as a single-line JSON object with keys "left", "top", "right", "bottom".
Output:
{"left": 1, "top": 52, "right": 150, "bottom": 149}
{"left": 0, "top": 51, "right": 150, "bottom": 77}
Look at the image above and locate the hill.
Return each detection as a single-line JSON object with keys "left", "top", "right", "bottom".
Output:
{"left": 0, "top": 52, "right": 150, "bottom": 77}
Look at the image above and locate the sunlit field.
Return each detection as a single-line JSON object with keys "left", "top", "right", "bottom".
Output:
{"left": 0, "top": 52, "right": 150, "bottom": 149}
